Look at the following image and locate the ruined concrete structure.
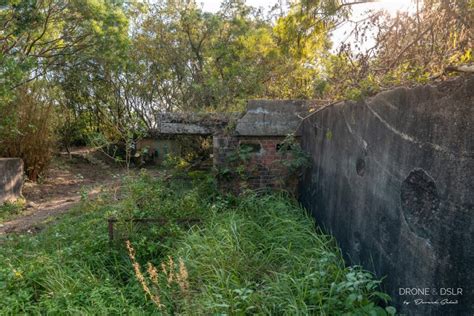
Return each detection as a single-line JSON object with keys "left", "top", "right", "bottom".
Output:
{"left": 155, "top": 76, "right": 473, "bottom": 315}
{"left": 298, "top": 76, "right": 473, "bottom": 315}
{"left": 0, "top": 158, "right": 23, "bottom": 204}
{"left": 157, "top": 100, "right": 308, "bottom": 190}
{"left": 213, "top": 100, "right": 309, "bottom": 191}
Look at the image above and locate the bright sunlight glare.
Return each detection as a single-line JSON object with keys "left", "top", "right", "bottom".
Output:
{"left": 200, "top": 0, "right": 418, "bottom": 51}
{"left": 200, "top": 0, "right": 418, "bottom": 14}
{"left": 330, "top": 0, "right": 418, "bottom": 51}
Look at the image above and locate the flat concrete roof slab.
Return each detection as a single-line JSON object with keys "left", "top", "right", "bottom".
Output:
{"left": 235, "top": 100, "right": 310, "bottom": 136}
{"left": 156, "top": 112, "right": 239, "bottom": 135}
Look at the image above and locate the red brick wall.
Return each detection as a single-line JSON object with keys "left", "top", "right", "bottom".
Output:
{"left": 213, "top": 135, "right": 297, "bottom": 193}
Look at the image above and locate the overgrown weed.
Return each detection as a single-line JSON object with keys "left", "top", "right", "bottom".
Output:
{"left": 0, "top": 171, "right": 395, "bottom": 315}
{"left": 0, "top": 198, "right": 26, "bottom": 222}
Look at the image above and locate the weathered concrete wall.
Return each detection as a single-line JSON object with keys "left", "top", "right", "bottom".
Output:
{"left": 0, "top": 158, "right": 24, "bottom": 204}
{"left": 298, "top": 76, "right": 473, "bottom": 315}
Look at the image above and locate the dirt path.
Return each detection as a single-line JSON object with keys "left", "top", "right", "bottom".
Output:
{"left": 0, "top": 150, "right": 125, "bottom": 235}
{"left": 0, "top": 184, "right": 113, "bottom": 235}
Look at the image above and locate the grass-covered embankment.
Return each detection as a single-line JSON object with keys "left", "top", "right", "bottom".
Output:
{"left": 0, "top": 172, "right": 395, "bottom": 315}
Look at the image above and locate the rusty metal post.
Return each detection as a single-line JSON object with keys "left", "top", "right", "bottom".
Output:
{"left": 108, "top": 218, "right": 115, "bottom": 243}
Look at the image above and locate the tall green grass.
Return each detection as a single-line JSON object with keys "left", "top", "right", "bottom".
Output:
{"left": 0, "top": 172, "right": 395, "bottom": 315}
{"left": 158, "top": 193, "right": 395, "bottom": 315}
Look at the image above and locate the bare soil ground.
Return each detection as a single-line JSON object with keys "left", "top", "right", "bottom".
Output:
{"left": 0, "top": 149, "right": 126, "bottom": 235}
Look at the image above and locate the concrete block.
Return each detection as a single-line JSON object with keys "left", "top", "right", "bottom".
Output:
{"left": 0, "top": 158, "right": 24, "bottom": 204}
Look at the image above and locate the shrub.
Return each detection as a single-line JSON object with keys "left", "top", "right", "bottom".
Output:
{"left": 0, "top": 83, "right": 58, "bottom": 181}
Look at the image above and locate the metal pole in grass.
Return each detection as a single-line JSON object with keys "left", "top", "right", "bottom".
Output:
{"left": 108, "top": 218, "right": 116, "bottom": 244}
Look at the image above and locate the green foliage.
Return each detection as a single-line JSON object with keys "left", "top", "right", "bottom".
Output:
{"left": 1, "top": 0, "right": 130, "bottom": 179}
{"left": 0, "top": 172, "right": 214, "bottom": 314}
{"left": 0, "top": 82, "right": 58, "bottom": 180}
{"left": 321, "top": 0, "right": 473, "bottom": 101}
{"left": 229, "top": 143, "right": 255, "bottom": 163}
{"left": 0, "top": 203, "right": 153, "bottom": 314}
{"left": 2, "top": 0, "right": 470, "bottom": 176}
{"left": 0, "top": 172, "right": 394, "bottom": 314}
{"left": 0, "top": 199, "right": 26, "bottom": 223}
{"left": 87, "top": 122, "right": 147, "bottom": 171}
{"left": 0, "top": 0, "right": 128, "bottom": 101}
{"left": 325, "top": 130, "right": 333, "bottom": 141}
{"left": 162, "top": 154, "right": 191, "bottom": 171}
{"left": 57, "top": 111, "right": 91, "bottom": 151}
{"left": 277, "top": 134, "right": 311, "bottom": 175}
{"left": 218, "top": 143, "right": 258, "bottom": 183}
